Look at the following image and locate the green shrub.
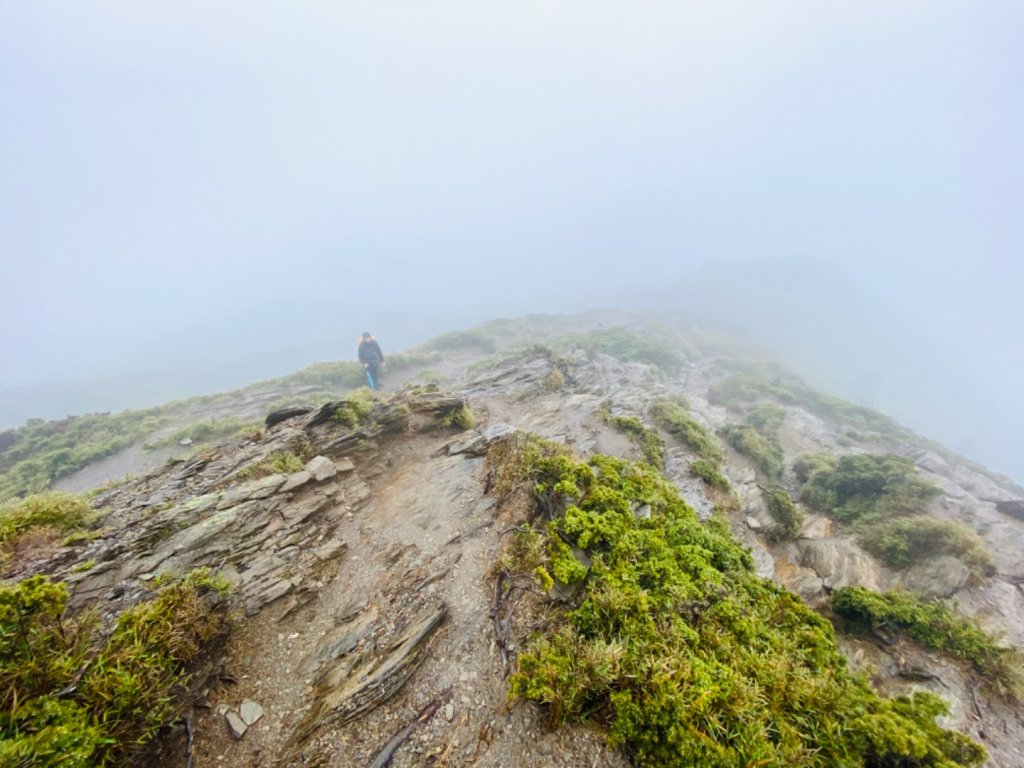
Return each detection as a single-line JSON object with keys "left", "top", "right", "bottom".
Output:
{"left": 793, "top": 452, "right": 838, "bottom": 484}
{"left": 491, "top": 439, "right": 985, "bottom": 768}
{"left": 559, "top": 328, "right": 684, "bottom": 373}
{"left": 722, "top": 424, "right": 784, "bottom": 479}
{"left": 689, "top": 459, "right": 730, "bottom": 490}
{"left": 799, "top": 454, "right": 941, "bottom": 525}
{"left": 832, "top": 587, "right": 1022, "bottom": 698}
{"left": 0, "top": 493, "right": 93, "bottom": 546}
{"left": 649, "top": 399, "right": 723, "bottom": 464}
{"left": 439, "top": 405, "right": 475, "bottom": 430}
{"left": 0, "top": 570, "right": 229, "bottom": 766}
{"left": 145, "top": 417, "right": 258, "bottom": 450}
{"left": 607, "top": 415, "right": 665, "bottom": 469}
{"left": 859, "top": 516, "right": 992, "bottom": 575}
{"left": 331, "top": 389, "right": 376, "bottom": 428}
{"left": 426, "top": 330, "right": 497, "bottom": 353}
{"left": 762, "top": 485, "right": 803, "bottom": 541}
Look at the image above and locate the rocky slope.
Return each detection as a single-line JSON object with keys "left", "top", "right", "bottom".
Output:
{"left": 6, "top": 312, "right": 1024, "bottom": 767}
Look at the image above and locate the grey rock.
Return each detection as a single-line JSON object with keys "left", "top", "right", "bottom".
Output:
{"left": 447, "top": 431, "right": 486, "bottom": 457}
{"left": 444, "top": 703, "right": 454, "bottom": 722}
{"left": 218, "top": 474, "right": 286, "bottom": 509}
{"left": 281, "top": 471, "right": 312, "bottom": 494}
{"left": 226, "top": 710, "right": 248, "bottom": 739}
{"left": 484, "top": 424, "right": 517, "bottom": 442}
{"left": 897, "top": 555, "right": 970, "bottom": 598}
{"left": 265, "top": 406, "right": 313, "bottom": 428}
{"left": 798, "top": 539, "right": 882, "bottom": 590}
{"left": 240, "top": 699, "right": 265, "bottom": 726}
{"left": 634, "top": 504, "right": 652, "bottom": 520}
{"left": 306, "top": 456, "right": 337, "bottom": 482}
{"left": 746, "top": 516, "right": 764, "bottom": 531}
{"left": 334, "top": 457, "right": 356, "bottom": 473}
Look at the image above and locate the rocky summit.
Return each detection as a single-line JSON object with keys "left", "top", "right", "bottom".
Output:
{"left": 2, "top": 313, "right": 1023, "bottom": 768}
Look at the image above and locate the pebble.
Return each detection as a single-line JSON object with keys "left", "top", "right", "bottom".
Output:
{"left": 444, "top": 703, "right": 455, "bottom": 721}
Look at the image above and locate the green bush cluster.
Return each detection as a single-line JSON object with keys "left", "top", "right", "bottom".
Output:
{"left": 709, "top": 368, "right": 902, "bottom": 438}
{"left": 0, "top": 411, "right": 170, "bottom": 501}
{"left": 721, "top": 424, "right": 785, "bottom": 479}
{"left": 762, "top": 486, "right": 804, "bottom": 541}
{"left": 858, "top": 517, "right": 992, "bottom": 575}
{"left": 493, "top": 439, "right": 984, "bottom": 767}
{"left": 0, "top": 493, "right": 93, "bottom": 547}
{"left": 561, "top": 328, "right": 684, "bottom": 374}
{"left": 831, "top": 587, "right": 1022, "bottom": 698}
{"left": 331, "top": 389, "right": 376, "bottom": 428}
{"left": 426, "top": 329, "right": 497, "bottom": 353}
{"left": 439, "top": 405, "right": 476, "bottom": 430}
{"left": 798, "top": 453, "right": 941, "bottom": 525}
{"left": 607, "top": 415, "right": 665, "bottom": 470}
{"left": 649, "top": 400, "right": 723, "bottom": 465}
{"left": 688, "top": 460, "right": 730, "bottom": 490}
{"left": 144, "top": 417, "right": 258, "bottom": 450}
{"left": 0, "top": 570, "right": 230, "bottom": 766}
{"left": 284, "top": 360, "right": 367, "bottom": 389}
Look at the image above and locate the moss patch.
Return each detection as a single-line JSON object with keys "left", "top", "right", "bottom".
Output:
{"left": 490, "top": 438, "right": 985, "bottom": 768}
{"left": 0, "top": 569, "right": 229, "bottom": 766}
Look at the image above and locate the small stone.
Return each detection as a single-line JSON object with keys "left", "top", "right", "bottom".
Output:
{"left": 746, "top": 516, "right": 764, "bottom": 531}
{"left": 305, "top": 456, "right": 337, "bottom": 482}
{"left": 240, "top": 699, "right": 265, "bottom": 726}
{"left": 215, "top": 703, "right": 230, "bottom": 716}
{"left": 444, "top": 703, "right": 455, "bottom": 722}
{"left": 226, "top": 711, "right": 248, "bottom": 739}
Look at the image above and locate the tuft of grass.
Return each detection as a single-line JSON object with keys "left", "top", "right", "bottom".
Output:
{"left": 555, "top": 328, "right": 684, "bottom": 373}
{"left": 688, "top": 459, "right": 730, "bottom": 490}
{"left": 144, "top": 417, "right": 259, "bottom": 450}
{"left": 331, "top": 389, "right": 376, "bottom": 428}
{"left": 0, "top": 569, "right": 230, "bottom": 765}
{"left": 606, "top": 415, "right": 665, "bottom": 470}
{"left": 762, "top": 485, "right": 804, "bottom": 541}
{"left": 798, "top": 453, "right": 941, "bottom": 525}
{"left": 649, "top": 399, "right": 723, "bottom": 464}
{"left": 0, "top": 493, "right": 93, "bottom": 546}
{"left": 439, "top": 405, "right": 476, "bottom": 431}
{"left": 490, "top": 438, "right": 986, "bottom": 768}
{"left": 832, "top": 586, "right": 1023, "bottom": 699}
{"left": 858, "top": 516, "right": 992, "bottom": 575}
{"left": 721, "top": 424, "right": 784, "bottom": 479}
{"left": 426, "top": 329, "right": 497, "bottom": 353}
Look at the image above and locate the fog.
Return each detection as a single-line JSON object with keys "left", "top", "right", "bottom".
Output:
{"left": 1, "top": 3, "right": 1021, "bottom": 480}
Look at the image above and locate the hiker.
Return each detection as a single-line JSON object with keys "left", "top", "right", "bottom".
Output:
{"left": 358, "top": 332, "right": 385, "bottom": 390}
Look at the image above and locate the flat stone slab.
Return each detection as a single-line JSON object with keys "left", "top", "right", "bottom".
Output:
{"left": 306, "top": 456, "right": 337, "bottom": 482}
{"left": 240, "top": 699, "right": 265, "bottom": 726}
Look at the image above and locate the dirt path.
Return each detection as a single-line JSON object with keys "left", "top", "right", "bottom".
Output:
{"left": 189, "top": 419, "right": 627, "bottom": 767}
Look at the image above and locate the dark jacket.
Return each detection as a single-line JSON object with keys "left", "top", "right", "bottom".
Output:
{"left": 358, "top": 337, "right": 384, "bottom": 366}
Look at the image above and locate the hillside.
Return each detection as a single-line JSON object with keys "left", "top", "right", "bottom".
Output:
{"left": 2, "top": 312, "right": 1023, "bottom": 767}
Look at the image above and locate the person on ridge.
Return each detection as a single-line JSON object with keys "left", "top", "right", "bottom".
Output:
{"left": 358, "top": 332, "right": 384, "bottom": 390}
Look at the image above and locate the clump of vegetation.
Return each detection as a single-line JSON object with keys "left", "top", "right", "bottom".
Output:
{"left": 439, "top": 405, "right": 476, "bottom": 431}
{"left": 688, "top": 459, "right": 730, "bottom": 490}
{"left": 285, "top": 360, "right": 367, "bottom": 389}
{"left": 0, "top": 493, "right": 96, "bottom": 571}
{"left": 331, "top": 389, "right": 376, "bottom": 428}
{"left": 0, "top": 569, "right": 230, "bottom": 765}
{"left": 709, "top": 367, "right": 903, "bottom": 438}
{"left": 649, "top": 399, "right": 723, "bottom": 464}
{"left": 858, "top": 516, "right": 992, "bottom": 575}
{"left": 832, "top": 586, "right": 1022, "bottom": 698}
{"left": 559, "top": 328, "right": 684, "bottom": 374}
{"left": 0, "top": 492, "right": 93, "bottom": 546}
{"left": 426, "top": 329, "right": 497, "bottom": 353}
{"left": 144, "top": 417, "right": 259, "bottom": 450}
{"left": 722, "top": 423, "right": 785, "bottom": 479}
{"left": 0, "top": 410, "right": 170, "bottom": 501}
{"left": 236, "top": 446, "right": 309, "bottom": 480}
{"left": 606, "top": 414, "right": 665, "bottom": 469}
{"left": 762, "top": 485, "right": 804, "bottom": 541}
{"left": 385, "top": 350, "right": 443, "bottom": 372}
{"left": 799, "top": 453, "right": 941, "bottom": 525}
{"left": 490, "top": 437, "right": 985, "bottom": 767}
{"left": 544, "top": 368, "right": 566, "bottom": 391}
{"left": 793, "top": 452, "right": 839, "bottom": 483}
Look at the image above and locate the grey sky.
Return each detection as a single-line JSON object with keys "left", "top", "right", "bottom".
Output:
{"left": 1, "top": 3, "right": 1022, "bottom": 477}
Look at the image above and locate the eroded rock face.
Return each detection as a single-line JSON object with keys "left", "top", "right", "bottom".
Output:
{"left": 797, "top": 538, "right": 884, "bottom": 591}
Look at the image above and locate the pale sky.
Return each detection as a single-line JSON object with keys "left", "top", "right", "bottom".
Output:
{"left": 1, "top": 2, "right": 1021, "bottom": 479}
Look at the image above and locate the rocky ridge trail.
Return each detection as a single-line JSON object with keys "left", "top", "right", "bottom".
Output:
{"left": 22, "top": 319, "right": 1024, "bottom": 767}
